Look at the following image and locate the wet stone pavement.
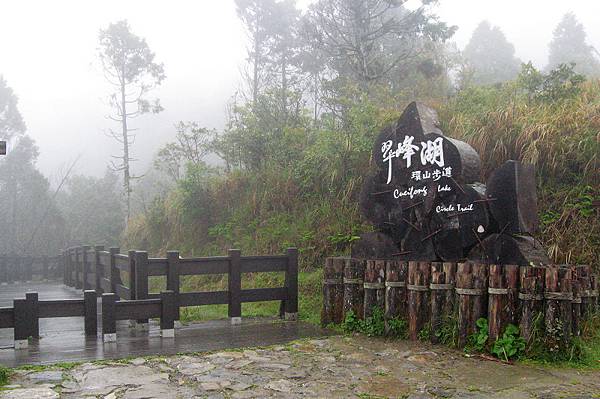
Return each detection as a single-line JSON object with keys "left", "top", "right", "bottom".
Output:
{"left": 2, "top": 335, "right": 599, "bottom": 398}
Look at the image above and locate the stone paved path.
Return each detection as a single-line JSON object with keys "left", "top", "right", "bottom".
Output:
{"left": 2, "top": 335, "right": 600, "bottom": 398}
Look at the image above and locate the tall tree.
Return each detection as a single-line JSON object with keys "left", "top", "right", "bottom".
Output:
{"left": 547, "top": 13, "right": 600, "bottom": 77}
{"left": 0, "top": 76, "right": 26, "bottom": 141}
{"left": 98, "top": 20, "right": 165, "bottom": 222}
{"left": 462, "top": 21, "right": 521, "bottom": 86}
{"left": 235, "top": 0, "right": 277, "bottom": 104}
{"left": 154, "top": 122, "right": 216, "bottom": 181}
{"left": 303, "top": 0, "right": 455, "bottom": 87}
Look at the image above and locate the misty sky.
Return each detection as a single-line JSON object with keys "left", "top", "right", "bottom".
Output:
{"left": 1, "top": 0, "right": 599, "bottom": 181}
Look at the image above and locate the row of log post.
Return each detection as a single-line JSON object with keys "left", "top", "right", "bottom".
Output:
{"left": 322, "top": 258, "right": 598, "bottom": 347}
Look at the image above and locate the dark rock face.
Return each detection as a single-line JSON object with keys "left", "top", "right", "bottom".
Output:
{"left": 353, "top": 101, "right": 547, "bottom": 265}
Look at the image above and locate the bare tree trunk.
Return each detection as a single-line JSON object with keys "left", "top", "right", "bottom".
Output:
{"left": 121, "top": 75, "right": 130, "bottom": 224}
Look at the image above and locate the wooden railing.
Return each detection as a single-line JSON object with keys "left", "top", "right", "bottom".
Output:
{"left": 63, "top": 245, "right": 299, "bottom": 327}
{"left": 0, "top": 246, "right": 298, "bottom": 348}
{"left": 0, "top": 255, "right": 62, "bottom": 283}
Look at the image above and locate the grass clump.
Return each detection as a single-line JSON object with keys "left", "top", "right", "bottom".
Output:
{"left": 0, "top": 365, "right": 9, "bottom": 386}
{"left": 342, "top": 307, "right": 408, "bottom": 339}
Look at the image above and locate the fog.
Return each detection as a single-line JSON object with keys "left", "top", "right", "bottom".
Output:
{"left": 1, "top": 0, "right": 599, "bottom": 178}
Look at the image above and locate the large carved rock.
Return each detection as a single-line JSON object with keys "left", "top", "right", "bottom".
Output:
{"left": 486, "top": 160, "right": 539, "bottom": 234}
{"left": 467, "top": 234, "right": 550, "bottom": 266}
{"left": 351, "top": 232, "right": 399, "bottom": 260}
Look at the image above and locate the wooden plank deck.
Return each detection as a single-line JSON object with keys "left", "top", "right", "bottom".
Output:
{"left": 0, "top": 281, "right": 331, "bottom": 367}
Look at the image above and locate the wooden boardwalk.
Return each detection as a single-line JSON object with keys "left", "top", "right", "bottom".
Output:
{"left": 0, "top": 281, "right": 330, "bottom": 367}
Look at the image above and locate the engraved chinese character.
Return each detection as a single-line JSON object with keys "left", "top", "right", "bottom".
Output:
{"left": 432, "top": 169, "right": 441, "bottom": 181}
{"left": 442, "top": 166, "right": 452, "bottom": 177}
{"left": 422, "top": 170, "right": 431, "bottom": 180}
{"left": 398, "top": 135, "right": 419, "bottom": 169}
{"left": 420, "top": 137, "right": 445, "bottom": 167}
{"left": 411, "top": 171, "right": 422, "bottom": 181}
{"left": 381, "top": 140, "right": 396, "bottom": 184}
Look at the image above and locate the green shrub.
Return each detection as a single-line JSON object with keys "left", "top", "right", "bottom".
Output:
{"left": 492, "top": 324, "right": 526, "bottom": 361}
{"left": 466, "top": 318, "right": 489, "bottom": 352}
{"left": 0, "top": 365, "right": 9, "bottom": 386}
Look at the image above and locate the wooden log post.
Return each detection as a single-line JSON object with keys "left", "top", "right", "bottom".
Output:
{"left": 284, "top": 248, "right": 299, "bottom": 321}
{"left": 343, "top": 258, "right": 365, "bottom": 320}
{"left": 94, "top": 245, "right": 105, "bottom": 293}
{"left": 166, "top": 251, "right": 181, "bottom": 323}
{"left": 488, "top": 264, "right": 505, "bottom": 342}
{"left": 102, "top": 293, "right": 117, "bottom": 343}
{"left": 519, "top": 266, "right": 545, "bottom": 344}
{"left": 160, "top": 290, "right": 176, "bottom": 338}
{"left": 134, "top": 251, "right": 149, "bottom": 329}
{"left": 408, "top": 261, "right": 431, "bottom": 340}
{"left": 456, "top": 262, "right": 488, "bottom": 347}
{"left": 591, "top": 275, "right": 599, "bottom": 314}
{"left": 364, "top": 260, "right": 385, "bottom": 318}
{"left": 321, "top": 257, "right": 345, "bottom": 326}
{"left": 228, "top": 249, "right": 242, "bottom": 325}
{"left": 430, "top": 262, "right": 456, "bottom": 344}
{"left": 84, "top": 290, "right": 97, "bottom": 336}
{"left": 488, "top": 264, "right": 520, "bottom": 342}
{"left": 442, "top": 262, "right": 457, "bottom": 316}
{"left": 545, "top": 266, "right": 572, "bottom": 346}
{"left": 577, "top": 265, "right": 596, "bottom": 318}
{"left": 384, "top": 260, "right": 408, "bottom": 334}
{"left": 572, "top": 278, "right": 582, "bottom": 337}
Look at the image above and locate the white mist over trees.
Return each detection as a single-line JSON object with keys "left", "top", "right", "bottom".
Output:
{"left": 547, "top": 12, "right": 600, "bottom": 77}
{"left": 461, "top": 21, "right": 521, "bottom": 86}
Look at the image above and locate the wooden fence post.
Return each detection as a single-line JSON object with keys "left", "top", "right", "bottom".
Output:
{"left": 42, "top": 256, "right": 49, "bottom": 281}
{"left": 343, "top": 258, "right": 365, "bottom": 320}
{"left": 24, "top": 257, "right": 33, "bottom": 282}
{"left": 65, "top": 249, "right": 71, "bottom": 286}
{"left": 321, "top": 257, "right": 345, "bottom": 326}
{"left": 384, "top": 260, "right": 408, "bottom": 335}
{"left": 572, "top": 278, "right": 582, "bottom": 337}
{"left": 134, "top": 251, "right": 149, "bottom": 329}
{"left": 456, "top": 262, "right": 488, "bottom": 348}
{"left": 102, "top": 293, "right": 117, "bottom": 343}
{"left": 488, "top": 264, "right": 519, "bottom": 342}
{"left": 545, "top": 266, "right": 572, "bottom": 346}
{"left": 430, "top": 262, "right": 455, "bottom": 344}
{"left": 519, "top": 266, "right": 545, "bottom": 343}
{"left": 14, "top": 292, "right": 39, "bottom": 349}
{"left": 284, "top": 248, "right": 299, "bottom": 321}
{"left": 82, "top": 245, "right": 91, "bottom": 290}
{"left": 0, "top": 256, "right": 6, "bottom": 285}
{"left": 408, "top": 261, "right": 431, "bottom": 340}
{"left": 166, "top": 251, "right": 180, "bottom": 323}
{"left": 228, "top": 249, "right": 242, "bottom": 325}
{"left": 74, "top": 247, "right": 82, "bottom": 289}
{"left": 128, "top": 250, "right": 137, "bottom": 300}
{"left": 161, "top": 290, "right": 176, "bottom": 338}
{"left": 14, "top": 256, "right": 22, "bottom": 283}
{"left": 109, "top": 247, "right": 121, "bottom": 294}
{"left": 84, "top": 290, "right": 97, "bottom": 336}
{"left": 364, "top": 260, "right": 385, "bottom": 318}
{"left": 94, "top": 245, "right": 104, "bottom": 293}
